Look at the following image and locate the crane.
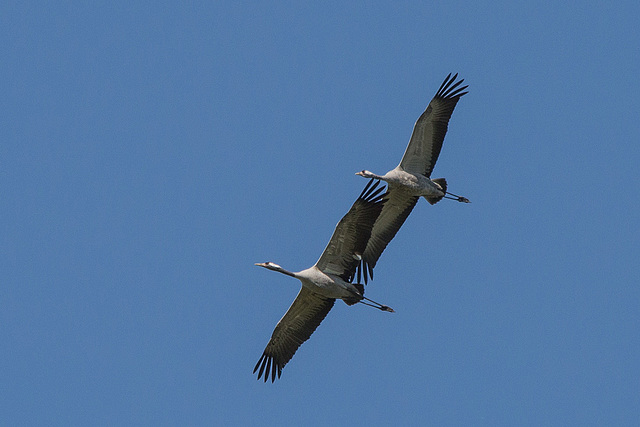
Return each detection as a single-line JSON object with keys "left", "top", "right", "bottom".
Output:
{"left": 355, "top": 73, "right": 470, "bottom": 284}
{"left": 254, "top": 179, "right": 394, "bottom": 382}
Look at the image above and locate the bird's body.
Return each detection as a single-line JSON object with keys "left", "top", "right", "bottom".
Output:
{"left": 254, "top": 179, "right": 393, "bottom": 382}
{"left": 296, "top": 266, "right": 351, "bottom": 298}
{"left": 262, "top": 263, "right": 364, "bottom": 302}
{"left": 358, "top": 168, "right": 446, "bottom": 202}
{"left": 356, "top": 73, "right": 470, "bottom": 283}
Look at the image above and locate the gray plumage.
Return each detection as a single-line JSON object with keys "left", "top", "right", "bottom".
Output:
{"left": 254, "top": 179, "right": 393, "bottom": 382}
{"left": 356, "top": 73, "right": 470, "bottom": 284}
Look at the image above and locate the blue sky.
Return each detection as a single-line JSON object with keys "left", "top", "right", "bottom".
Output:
{"left": 2, "top": 1, "right": 639, "bottom": 425}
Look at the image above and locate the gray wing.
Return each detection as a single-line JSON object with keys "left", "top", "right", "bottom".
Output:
{"left": 315, "top": 179, "right": 386, "bottom": 282}
{"left": 357, "top": 184, "right": 419, "bottom": 284}
{"left": 254, "top": 288, "right": 336, "bottom": 382}
{"left": 398, "top": 73, "right": 468, "bottom": 177}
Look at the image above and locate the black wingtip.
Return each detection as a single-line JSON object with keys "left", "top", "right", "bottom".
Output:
{"left": 359, "top": 179, "right": 385, "bottom": 203}
{"left": 435, "top": 73, "right": 469, "bottom": 100}
{"left": 254, "top": 353, "right": 283, "bottom": 383}
{"left": 358, "top": 178, "right": 377, "bottom": 199}
{"left": 271, "top": 360, "right": 278, "bottom": 384}
{"left": 254, "top": 354, "right": 266, "bottom": 381}
{"left": 363, "top": 260, "right": 369, "bottom": 284}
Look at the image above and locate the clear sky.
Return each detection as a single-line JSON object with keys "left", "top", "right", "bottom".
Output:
{"left": 2, "top": 2, "right": 639, "bottom": 425}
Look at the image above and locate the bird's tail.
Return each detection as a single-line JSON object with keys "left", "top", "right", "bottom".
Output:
{"left": 425, "top": 178, "right": 447, "bottom": 205}
{"left": 343, "top": 283, "right": 365, "bottom": 306}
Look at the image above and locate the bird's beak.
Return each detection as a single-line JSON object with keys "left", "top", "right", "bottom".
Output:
{"left": 254, "top": 262, "right": 266, "bottom": 267}
{"left": 355, "top": 171, "right": 363, "bottom": 176}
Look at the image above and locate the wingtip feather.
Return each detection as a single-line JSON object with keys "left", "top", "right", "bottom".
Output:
{"left": 435, "top": 73, "right": 469, "bottom": 100}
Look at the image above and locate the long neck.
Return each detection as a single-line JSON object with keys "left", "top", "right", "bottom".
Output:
{"left": 273, "top": 266, "right": 297, "bottom": 278}
{"left": 365, "top": 171, "right": 385, "bottom": 180}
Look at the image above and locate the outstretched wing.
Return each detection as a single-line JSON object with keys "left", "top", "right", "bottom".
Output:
{"left": 315, "top": 179, "right": 386, "bottom": 282}
{"left": 254, "top": 288, "right": 335, "bottom": 382}
{"left": 356, "top": 184, "right": 419, "bottom": 284}
{"left": 399, "top": 73, "right": 468, "bottom": 177}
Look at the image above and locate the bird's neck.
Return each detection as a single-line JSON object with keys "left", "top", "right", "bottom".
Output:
{"left": 275, "top": 267, "right": 297, "bottom": 278}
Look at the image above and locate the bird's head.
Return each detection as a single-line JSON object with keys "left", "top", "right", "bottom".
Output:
{"left": 255, "top": 262, "right": 296, "bottom": 277}
{"left": 355, "top": 170, "right": 375, "bottom": 178}
{"left": 254, "top": 262, "right": 282, "bottom": 271}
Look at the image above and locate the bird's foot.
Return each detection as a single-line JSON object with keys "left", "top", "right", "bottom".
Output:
{"left": 445, "top": 191, "right": 470, "bottom": 203}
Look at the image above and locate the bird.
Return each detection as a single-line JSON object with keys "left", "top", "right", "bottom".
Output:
{"left": 355, "top": 73, "right": 470, "bottom": 284}
{"left": 253, "top": 179, "right": 394, "bottom": 382}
